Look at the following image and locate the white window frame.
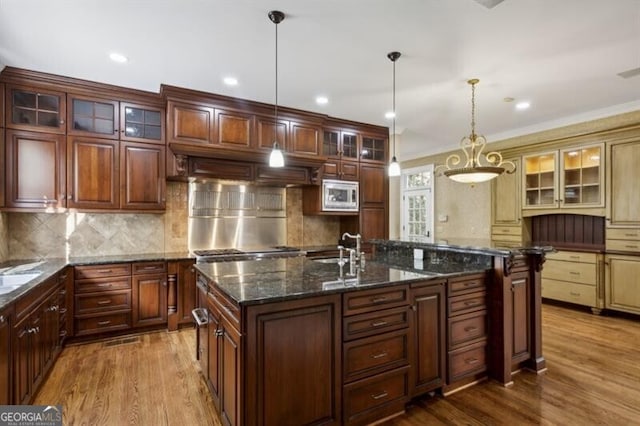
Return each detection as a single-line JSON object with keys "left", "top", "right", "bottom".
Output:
{"left": 401, "top": 164, "right": 435, "bottom": 243}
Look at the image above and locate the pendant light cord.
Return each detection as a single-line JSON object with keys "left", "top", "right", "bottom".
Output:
{"left": 392, "top": 57, "right": 396, "bottom": 158}
{"left": 274, "top": 20, "right": 278, "bottom": 143}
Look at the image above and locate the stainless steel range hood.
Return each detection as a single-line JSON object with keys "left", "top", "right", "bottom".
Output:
{"left": 188, "top": 182, "right": 287, "bottom": 251}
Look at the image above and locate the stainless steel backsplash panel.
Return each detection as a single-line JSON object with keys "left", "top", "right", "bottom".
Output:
{"left": 188, "top": 182, "right": 287, "bottom": 250}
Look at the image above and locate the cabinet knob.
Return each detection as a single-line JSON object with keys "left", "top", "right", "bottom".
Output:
{"left": 59, "top": 119, "right": 65, "bottom": 125}
{"left": 215, "top": 329, "right": 224, "bottom": 337}
{"left": 67, "top": 194, "right": 73, "bottom": 200}
{"left": 0, "top": 315, "right": 5, "bottom": 324}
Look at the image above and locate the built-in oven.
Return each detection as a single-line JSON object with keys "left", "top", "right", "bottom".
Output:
{"left": 322, "top": 179, "right": 359, "bottom": 212}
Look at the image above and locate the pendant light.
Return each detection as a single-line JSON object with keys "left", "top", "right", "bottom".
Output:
{"left": 268, "top": 10, "right": 285, "bottom": 168}
{"left": 387, "top": 51, "right": 401, "bottom": 177}
{"left": 438, "top": 79, "right": 515, "bottom": 184}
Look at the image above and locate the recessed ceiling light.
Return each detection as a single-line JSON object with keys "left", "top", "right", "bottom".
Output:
{"left": 503, "top": 97, "right": 514, "bottom": 103}
{"left": 223, "top": 77, "right": 238, "bottom": 86}
{"left": 109, "top": 52, "right": 128, "bottom": 63}
{"left": 316, "top": 96, "right": 328, "bottom": 105}
{"left": 515, "top": 101, "right": 531, "bottom": 110}
{"left": 385, "top": 111, "right": 396, "bottom": 119}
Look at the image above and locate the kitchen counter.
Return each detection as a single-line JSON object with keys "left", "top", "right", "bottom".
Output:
{"left": 194, "top": 256, "right": 490, "bottom": 306}
{"left": 0, "top": 252, "right": 193, "bottom": 310}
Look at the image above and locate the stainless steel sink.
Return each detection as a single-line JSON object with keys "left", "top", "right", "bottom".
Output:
{"left": 0, "top": 272, "right": 41, "bottom": 295}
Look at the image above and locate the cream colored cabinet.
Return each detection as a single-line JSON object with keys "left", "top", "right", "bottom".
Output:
{"left": 541, "top": 250, "right": 603, "bottom": 314}
{"left": 606, "top": 140, "right": 640, "bottom": 229}
{"left": 491, "top": 157, "right": 528, "bottom": 246}
{"left": 523, "top": 144, "right": 604, "bottom": 211}
{"left": 605, "top": 254, "right": 640, "bottom": 315}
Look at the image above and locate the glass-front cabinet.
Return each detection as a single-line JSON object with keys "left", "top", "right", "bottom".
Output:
{"left": 5, "top": 85, "right": 66, "bottom": 133}
{"left": 360, "top": 134, "right": 387, "bottom": 163}
{"left": 523, "top": 143, "right": 604, "bottom": 209}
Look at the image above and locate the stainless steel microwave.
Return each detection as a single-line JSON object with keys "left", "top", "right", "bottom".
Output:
{"left": 322, "top": 179, "right": 359, "bottom": 212}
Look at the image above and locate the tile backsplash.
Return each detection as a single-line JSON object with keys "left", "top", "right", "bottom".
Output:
{"left": 3, "top": 183, "right": 341, "bottom": 260}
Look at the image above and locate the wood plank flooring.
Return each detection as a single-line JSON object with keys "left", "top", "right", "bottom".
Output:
{"left": 34, "top": 303, "right": 640, "bottom": 425}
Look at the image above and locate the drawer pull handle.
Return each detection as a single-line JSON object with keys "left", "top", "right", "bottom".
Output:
{"left": 569, "top": 292, "right": 581, "bottom": 297}
{"left": 465, "top": 357, "right": 480, "bottom": 365}
{"left": 59, "top": 308, "right": 67, "bottom": 314}
{"left": 464, "top": 301, "right": 480, "bottom": 306}
{"left": 98, "top": 320, "right": 111, "bottom": 326}
{"left": 371, "top": 391, "right": 388, "bottom": 400}
{"left": 463, "top": 281, "right": 476, "bottom": 287}
{"left": 96, "top": 269, "right": 113, "bottom": 274}
{"left": 624, "top": 233, "right": 638, "bottom": 237}
{"left": 97, "top": 283, "right": 112, "bottom": 287}
{"left": 371, "top": 296, "right": 387, "bottom": 303}
{"left": 569, "top": 271, "right": 580, "bottom": 275}
{"left": 370, "top": 352, "right": 388, "bottom": 359}
{"left": 569, "top": 256, "right": 580, "bottom": 259}
{"left": 97, "top": 300, "right": 112, "bottom": 305}
{"left": 59, "top": 289, "right": 67, "bottom": 295}
{"left": 464, "top": 326, "right": 478, "bottom": 332}
{"left": 625, "top": 245, "right": 638, "bottom": 249}
{"left": 371, "top": 321, "right": 388, "bottom": 327}
{"left": 141, "top": 266, "right": 159, "bottom": 270}
{"left": 59, "top": 330, "right": 67, "bottom": 337}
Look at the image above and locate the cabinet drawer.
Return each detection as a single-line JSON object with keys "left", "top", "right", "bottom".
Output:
{"left": 542, "top": 260, "right": 596, "bottom": 285}
{"left": 75, "top": 276, "right": 132, "bottom": 293}
{"left": 448, "top": 292, "right": 486, "bottom": 316}
{"left": 546, "top": 251, "right": 597, "bottom": 263}
{"left": 343, "top": 306, "right": 409, "bottom": 341}
{"left": 343, "top": 366, "right": 409, "bottom": 426}
{"left": 343, "top": 285, "right": 409, "bottom": 316}
{"left": 448, "top": 274, "right": 486, "bottom": 295}
{"left": 75, "top": 290, "right": 131, "bottom": 314}
{"left": 448, "top": 310, "right": 487, "bottom": 349}
{"left": 448, "top": 340, "right": 487, "bottom": 383}
{"left": 491, "top": 226, "right": 522, "bottom": 237}
{"left": 344, "top": 329, "right": 409, "bottom": 383}
{"left": 75, "top": 312, "right": 131, "bottom": 336}
{"left": 132, "top": 261, "right": 166, "bottom": 275}
{"left": 542, "top": 279, "right": 596, "bottom": 306}
{"left": 606, "top": 239, "right": 640, "bottom": 253}
{"left": 490, "top": 233, "right": 522, "bottom": 243}
{"left": 607, "top": 228, "right": 640, "bottom": 241}
{"left": 74, "top": 263, "right": 131, "bottom": 279}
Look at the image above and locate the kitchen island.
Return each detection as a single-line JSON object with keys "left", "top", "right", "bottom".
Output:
{"left": 194, "top": 240, "right": 551, "bottom": 426}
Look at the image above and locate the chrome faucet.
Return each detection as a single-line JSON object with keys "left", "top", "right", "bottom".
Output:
{"left": 341, "top": 232, "right": 362, "bottom": 262}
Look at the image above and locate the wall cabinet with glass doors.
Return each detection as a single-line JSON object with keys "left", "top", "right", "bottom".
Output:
{"left": 523, "top": 144, "right": 604, "bottom": 210}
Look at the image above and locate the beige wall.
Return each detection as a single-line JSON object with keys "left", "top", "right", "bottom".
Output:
{"left": 3, "top": 183, "right": 339, "bottom": 260}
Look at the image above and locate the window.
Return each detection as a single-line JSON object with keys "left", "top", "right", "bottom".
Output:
{"left": 401, "top": 165, "right": 434, "bottom": 242}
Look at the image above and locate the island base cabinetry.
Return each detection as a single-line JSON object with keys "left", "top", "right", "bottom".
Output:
{"left": 245, "top": 294, "right": 342, "bottom": 426}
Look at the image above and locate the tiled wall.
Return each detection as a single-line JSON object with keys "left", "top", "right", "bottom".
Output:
{"left": 0, "top": 213, "right": 8, "bottom": 261}
{"left": 4, "top": 183, "right": 339, "bottom": 260}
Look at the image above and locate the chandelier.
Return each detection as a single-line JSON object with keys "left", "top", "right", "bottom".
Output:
{"left": 438, "top": 79, "right": 515, "bottom": 184}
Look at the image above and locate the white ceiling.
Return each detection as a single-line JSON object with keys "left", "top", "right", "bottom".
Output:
{"left": 1, "top": 0, "right": 639, "bottom": 160}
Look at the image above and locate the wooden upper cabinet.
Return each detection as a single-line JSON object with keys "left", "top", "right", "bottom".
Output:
{"left": 360, "top": 134, "right": 387, "bottom": 163}
{"left": 120, "top": 141, "right": 166, "bottom": 210}
{"left": 289, "top": 121, "right": 321, "bottom": 156}
{"left": 120, "top": 103, "right": 165, "bottom": 145}
{"left": 256, "top": 115, "right": 288, "bottom": 152}
{"left": 67, "top": 137, "right": 119, "bottom": 209}
{"left": 608, "top": 140, "right": 640, "bottom": 227}
{"left": 215, "top": 109, "right": 254, "bottom": 149}
{"left": 67, "top": 95, "right": 119, "bottom": 139}
{"left": 4, "top": 129, "right": 66, "bottom": 209}
{"left": 360, "top": 164, "right": 386, "bottom": 205}
{"left": 492, "top": 157, "right": 522, "bottom": 226}
{"left": 5, "top": 85, "right": 66, "bottom": 134}
{"left": 167, "top": 100, "right": 214, "bottom": 144}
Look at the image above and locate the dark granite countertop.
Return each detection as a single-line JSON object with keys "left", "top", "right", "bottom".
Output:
{"left": 0, "top": 252, "right": 194, "bottom": 310}
{"left": 195, "top": 256, "right": 490, "bottom": 306}
{"left": 371, "top": 239, "right": 554, "bottom": 257}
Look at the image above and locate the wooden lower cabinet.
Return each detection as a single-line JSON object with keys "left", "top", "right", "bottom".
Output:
{"left": 245, "top": 295, "right": 341, "bottom": 426}
{"left": 131, "top": 262, "right": 167, "bottom": 328}
{"left": 605, "top": 254, "right": 640, "bottom": 315}
{"left": 409, "top": 281, "right": 446, "bottom": 397}
{"left": 167, "top": 259, "right": 196, "bottom": 330}
{"left": 510, "top": 270, "right": 531, "bottom": 365}
{"left": 12, "top": 275, "right": 61, "bottom": 404}
{"left": 0, "top": 304, "right": 13, "bottom": 405}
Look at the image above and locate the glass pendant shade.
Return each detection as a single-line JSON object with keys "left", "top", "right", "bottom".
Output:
{"left": 388, "top": 157, "right": 401, "bottom": 177}
{"left": 269, "top": 142, "right": 285, "bottom": 168}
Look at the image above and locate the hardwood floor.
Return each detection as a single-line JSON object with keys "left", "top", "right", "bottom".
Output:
{"left": 34, "top": 303, "right": 640, "bottom": 425}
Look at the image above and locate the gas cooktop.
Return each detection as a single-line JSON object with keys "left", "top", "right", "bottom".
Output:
{"left": 193, "top": 246, "right": 306, "bottom": 262}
